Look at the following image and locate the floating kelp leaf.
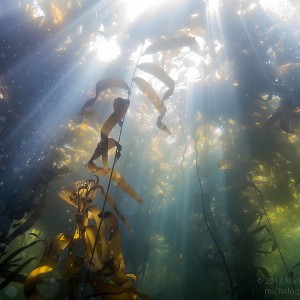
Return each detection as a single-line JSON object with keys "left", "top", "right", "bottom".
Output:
{"left": 82, "top": 225, "right": 105, "bottom": 271}
{"left": 59, "top": 178, "right": 99, "bottom": 209}
{"left": 81, "top": 78, "right": 129, "bottom": 112}
{"left": 101, "top": 97, "right": 130, "bottom": 137}
{"left": 103, "top": 212, "right": 129, "bottom": 285}
{"left": 81, "top": 97, "right": 98, "bottom": 112}
{"left": 277, "top": 63, "right": 299, "bottom": 76}
{"left": 133, "top": 77, "right": 170, "bottom": 134}
{"left": 96, "top": 78, "right": 129, "bottom": 98}
{"left": 137, "top": 63, "right": 175, "bottom": 100}
{"left": 144, "top": 37, "right": 196, "bottom": 55}
{"left": 133, "top": 77, "right": 166, "bottom": 115}
{"left": 88, "top": 138, "right": 122, "bottom": 171}
{"left": 156, "top": 114, "right": 171, "bottom": 135}
{"left": 90, "top": 97, "right": 129, "bottom": 168}
{"left": 99, "top": 187, "right": 133, "bottom": 231}
{"left": 24, "top": 233, "right": 72, "bottom": 299}
{"left": 86, "top": 162, "right": 142, "bottom": 203}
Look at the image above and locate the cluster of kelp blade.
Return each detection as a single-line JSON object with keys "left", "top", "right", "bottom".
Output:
{"left": 1, "top": 176, "right": 150, "bottom": 299}
{"left": 0, "top": 35, "right": 198, "bottom": 299}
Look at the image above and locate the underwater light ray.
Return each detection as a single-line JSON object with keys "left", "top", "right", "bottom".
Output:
{"left": 3, "top": 61, "right": 88, "bottom": 150}
{"left": 123, "top": 0, "right": 177, "bottom": 22}
{"left": 238, "top": 15, "right": 272, "bottom": 86}
{"left": 2, "top": 0, "right": 121, "bottom": 81}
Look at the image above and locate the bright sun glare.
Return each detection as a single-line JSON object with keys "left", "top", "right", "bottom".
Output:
{"left": 125, "top": 0, "right": 172, "bottom": 22}
{"left": 89, "top": 35, "right": 120, "bottom": 62}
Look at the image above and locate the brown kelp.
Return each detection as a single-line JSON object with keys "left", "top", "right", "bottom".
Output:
{"left": 81, "top": 78, "right": 129, "bottom": 114}
{"left": 21, "top": 177, "right": 149, "bottom": 299}
{"left": 87, "top": 97, "right": 129, "bottom": 168}
{"left": 137, "top": 63, "right": 175, "bottom": 100}
{"left": 133, "top": 77, "right": 171, "bottom": 135}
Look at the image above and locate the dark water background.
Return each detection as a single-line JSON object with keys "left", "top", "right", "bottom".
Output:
{"left": 1, "top": 0, "right": 300, "bottom": 299}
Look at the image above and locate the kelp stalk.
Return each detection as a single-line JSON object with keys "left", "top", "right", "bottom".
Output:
{"left": 248, "top": 173, "right": 298, "bottom": 299}
{"left": 193, "top": 133, "right": 234, "bottom": 300}
{"left": 81, "top": 41, "right": 146, "bottom": 299}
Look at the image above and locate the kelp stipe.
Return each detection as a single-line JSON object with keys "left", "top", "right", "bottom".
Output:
{"left": 80, "top": 42, "right": 146, "bottom": 300}
{"left": 192, "top": 133, "right": 234, "bottom": 300}
{"left": 248, "top": 173, "right": 298, "bottom": 300}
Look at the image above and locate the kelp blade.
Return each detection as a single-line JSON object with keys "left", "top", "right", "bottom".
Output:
{"left": 96, "top": 78, "right": 129, "bottom": 97}
{"left": 137, "top": 63, "right": 175, "bottom": 100}
{"left": 81, "top": 77, "right": 129, "bottom": 112}
{"left": 24, "top": 233, "right": 72, "bottom": 299}
{"left": 133, "top": 77, "right": 166, "bottom": 115}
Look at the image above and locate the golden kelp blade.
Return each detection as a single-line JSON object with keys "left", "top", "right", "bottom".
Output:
{"left": 82, "top": 225, "right": 106, "bottom": 271}
{"left": 156, "top": 114, "right": 171, "bottom": 135}
{"left": 81, "top": 77, "right": 129, "bottom": 112}
{"left": 24, "top": 233, "right": 72, "bottom": 299}
{"left": 96, "top": 78, "right": 129, "bottom": 97}
{"left": 99, "top": 188, "right": 133, "bottom": 231}
{"left": 86, "top": 163, "right": 142, "bottom": 203}
{"left": 50, "top": 2, "right": 65, "bottom": 24}
{"left": 98, "top": 97, "right": 129, "bottom": 167}
{"left": 277, "top": 63, "right": 299, "bottom": 76}
{"left": 144, "top": 36, "right": 196, "bottom": 55}
{"left": 88, "top": 138, "right": 122, "bottom": 170}
{"left": 59, "top": 179, "right": 98, "bottom": 208}
{"left": 133, "top": 77, "right": 166, "bottom": 115}
{"left": 101, "top": 98, "right": 130, "bottom": 137}
{"left": 137, "top": 63, "right": 175, "bottom": 100}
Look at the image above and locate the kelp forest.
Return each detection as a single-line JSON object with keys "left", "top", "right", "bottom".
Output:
{"left": 1, "top": 0, "right": 300, "bottom": 299}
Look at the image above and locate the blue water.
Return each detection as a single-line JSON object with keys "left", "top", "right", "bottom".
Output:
{"left": 1, "top": 0, "right": 300, "bottom": 299}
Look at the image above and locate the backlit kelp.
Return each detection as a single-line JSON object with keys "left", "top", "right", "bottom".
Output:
{"left": 10, "top": 177, "right": 148, "bottom": 299}
{"left": 3, "top": 0, "right": 300, "bottom": 299}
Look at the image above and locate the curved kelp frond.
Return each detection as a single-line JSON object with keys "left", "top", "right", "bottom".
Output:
{"left": 137, "top": 63, "right": 175, "bottom": 100}
{"left": 87, "top": 97, "right": 129, "bottom": 168}
{"left": 133, "top": 77, "right": 171, "bottom": 134}
{"left": 80, "top": 77, "right": 129, "bottom": 117}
